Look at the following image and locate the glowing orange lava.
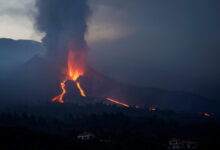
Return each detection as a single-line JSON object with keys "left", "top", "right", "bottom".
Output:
{"left": 51, "top": 49, "right": 129, "bottom": 107}
{"left": 67, "top": 50, "right": 85, "bottom": 81}
{"left": 51, "top": 80, "right": 67, "bottom": 103}
{"left": 105, "top": 98, "right": 130, "bottom": 107}
{"left": 76, "top": 82, "right": 86, "bottom": 97}
{"left": 51, "top": 50, "right": 87, "bottom": 103}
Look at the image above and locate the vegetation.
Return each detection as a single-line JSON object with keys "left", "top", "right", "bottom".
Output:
{"left": 0, "top": 103, "right": 219, "bottom": 150}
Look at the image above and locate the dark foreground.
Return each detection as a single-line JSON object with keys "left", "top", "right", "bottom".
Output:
{"left": 0, "top": 103, "right": 219, "bottom": 150}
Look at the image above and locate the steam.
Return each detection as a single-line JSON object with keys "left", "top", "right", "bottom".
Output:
{"left": 35, "top": 0, "right": 91, "bottom": 58}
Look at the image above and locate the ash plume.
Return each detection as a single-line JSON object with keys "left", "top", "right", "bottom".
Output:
{"left": 35, "top": 0, "right": 91, "bottom": 60}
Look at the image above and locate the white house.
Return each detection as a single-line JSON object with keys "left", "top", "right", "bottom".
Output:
{"left": 77, "top": 132, "right": 95, "bottom": 140}
{"left": 168, "top": 139, "right": 197, "bottom": 150}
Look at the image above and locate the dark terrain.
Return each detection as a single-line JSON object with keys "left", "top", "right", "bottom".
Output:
{"left": 0, "top": 103, "right": 219, "bottom": 150}
{"left": 0, "top": 38, "right": 219, "bottom": 150}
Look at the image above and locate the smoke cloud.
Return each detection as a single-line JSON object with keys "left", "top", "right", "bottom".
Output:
{"left": 35, "top": 0, "right": 91, "bottom": 60}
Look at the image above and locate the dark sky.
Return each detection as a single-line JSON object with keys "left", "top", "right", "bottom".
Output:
{"left": 87, "top": 0, "right": 220, "bottom": 99}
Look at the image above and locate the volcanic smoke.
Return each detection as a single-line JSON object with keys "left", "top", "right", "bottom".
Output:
{"left": 35, "top": 0, "right": 130, "bottom": 107}
{"left": 35, "top": 0, "right": 90, "bottom": 102}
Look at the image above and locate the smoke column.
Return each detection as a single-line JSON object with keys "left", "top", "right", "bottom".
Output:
{"left": 35, "top": 0, "right": 91, "bottom": 65}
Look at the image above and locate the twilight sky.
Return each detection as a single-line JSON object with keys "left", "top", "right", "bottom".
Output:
{"left": 0, "top": 0, "right": 219, "bottom": 99}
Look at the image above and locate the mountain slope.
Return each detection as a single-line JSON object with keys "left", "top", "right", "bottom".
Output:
{"left": 0, "top": 39, "right": 218, "bottom": 113}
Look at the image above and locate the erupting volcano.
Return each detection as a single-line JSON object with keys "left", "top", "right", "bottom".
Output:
{"left": 51, "top": 50, "right": 87, "bottom": 103}
{"left": 34, "top": 0, "right": 131, "bottom": 108}
{"left": 51, "top": 48, "right": 130, "bottom": 108}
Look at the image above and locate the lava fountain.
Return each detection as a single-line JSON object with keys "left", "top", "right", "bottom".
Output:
{"left": 35, "top": 0, "right": 130, "bottom": 107}
{"left": 51, "top": 48, "right": 130, "bottom": 108}
{"left": 51, "top": 49, "right": 87, "bottom": 103}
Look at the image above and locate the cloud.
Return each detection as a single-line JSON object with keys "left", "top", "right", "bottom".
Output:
{"left": 87, "top": 0, "right": 220, "bottom": 99}
{"left": 87, "top": 22, "right": 135, "bottom": 44}
{"left": 35, "top": 0, "right": 91, "bottom": 61}
{"left": 86, "top": 0, "right": 137, "bottom": 44}
{"left": 0, "top": 0, "right": 43, "bottom": 41}
{"left": 0, "top": 0, "right": 36, "bottom": 17}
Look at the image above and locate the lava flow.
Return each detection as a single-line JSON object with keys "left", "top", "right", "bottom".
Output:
{"left": 51, "top": 49, "right": 130, "bottom": 108}
{"left": 76, "top": 82, "right": 86, "bottom": 97}
{"left": 105, "top": 98, "right": 130, "bottom": 107}
{"left": 51, "top": 80, "right": 67, "bottom": 103}
{"left": 51, "top": 50, "right": 87, "bottom": 103}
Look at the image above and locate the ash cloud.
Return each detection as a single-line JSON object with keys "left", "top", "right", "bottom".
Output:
{"left": 35, "top": 0, "right": 91, "bottom": 59}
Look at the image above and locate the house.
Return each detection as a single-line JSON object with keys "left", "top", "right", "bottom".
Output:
{"left": 168, "top": 139, "right": 197, "bottom": 150}
{"left": 168, "top": 139, "right": 182, "bottom": 150}
{"left": 182, "top": 141, "right": 197, "bottom": 149}
{"left": 77, "top": 132, "right": 95, "bottom": 140}
{"left": 199, "top": 112, "right": 212, "bottom": 117}
{"left": 149, "top": 107, "right": 157, "bottom": 111}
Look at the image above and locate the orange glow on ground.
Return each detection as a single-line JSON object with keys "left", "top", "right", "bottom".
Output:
{"left": 105, "top": 98, "right": 130, "bottom": 107}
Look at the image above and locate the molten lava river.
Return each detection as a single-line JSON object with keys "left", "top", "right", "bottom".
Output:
{"left": 51, "top": 50, "right": 130, "bottom": 108}
{"left": 51, "top": 50, "right": 86, "bottom": 103}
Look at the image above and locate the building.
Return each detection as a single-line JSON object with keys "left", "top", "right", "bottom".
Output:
{"left": 182, "top": 141, "right": 197, "bottom": 149}
{"left": 168, "top": 139, "right": 197, "bottom": 150}
{"left": 77, "top": 132, "right": 95, "bottom": 140}
{"left": 149, "top": 107, "right": 157, "bottom": 111}
{"left": 168, "top": 139, "right": 182, "bottom": 150}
